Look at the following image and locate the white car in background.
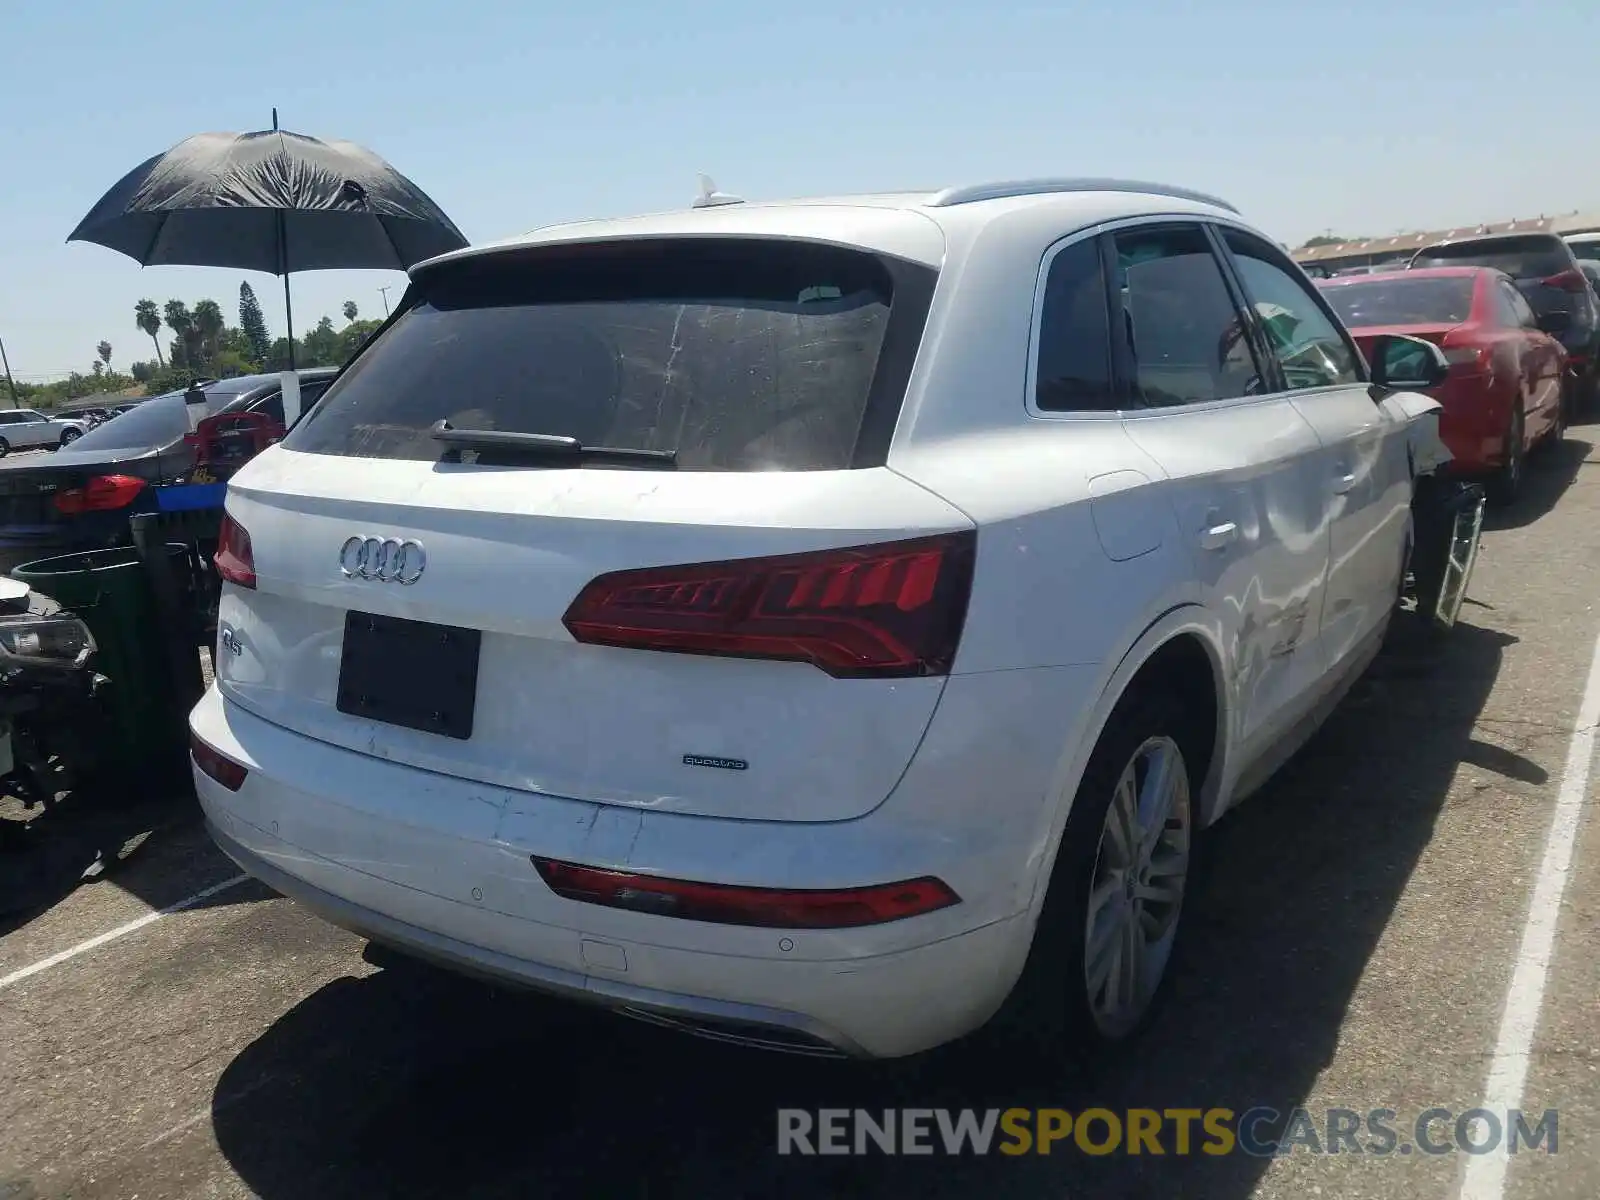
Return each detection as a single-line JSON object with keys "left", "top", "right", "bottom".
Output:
{"left": 190, "top": 178, "right": 1451, "bottom": 1061}
{"left": 0, "top": 409, "right": 89, "bottom": 456}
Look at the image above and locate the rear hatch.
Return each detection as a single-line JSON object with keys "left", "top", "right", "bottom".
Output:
{"left": 1410, "top": 236, "right": 1591, "bottom": 333}
{"left": 216, "top": 236, "right": 972, "bottom": 823}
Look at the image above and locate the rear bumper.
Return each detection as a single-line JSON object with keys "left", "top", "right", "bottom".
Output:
{"left": 208, "top": 819, "right": 880, "bottom": 1056}
{"left": 191, "top": 685, "right": 1042, "bottom": 1058}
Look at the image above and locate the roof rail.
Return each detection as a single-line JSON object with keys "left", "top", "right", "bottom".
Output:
{"left": 927, "top": 178, "right": 1239, "bottom": 214}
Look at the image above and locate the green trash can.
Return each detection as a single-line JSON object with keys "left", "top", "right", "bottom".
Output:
{"left": 11, "top": 544, "right": 196, "bottom": 782}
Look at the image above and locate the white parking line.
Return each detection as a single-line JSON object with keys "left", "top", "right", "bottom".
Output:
{"left": 0, "top": 874, "right": 247, "bottom": 992}
{"left": 1459, "top": 627, "right": 1600, "bottom": 1200}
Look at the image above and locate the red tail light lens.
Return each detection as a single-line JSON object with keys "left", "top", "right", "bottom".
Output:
{"left": 214, "top": 512, "right": 256, "bottom": 589}
{"left": 190, "top": 730, "right": 247, "bottom": 792}
{"left": 562, "top": 531, "right": 976, "bottom": 678}
{"left": 1541, "top": 268, "right": 1589, "bottom": 294}
{"left": 532, "top": 857, "right": 961, "bottom": 928}
{"left": 52, "top": 474, "right": 146, "bottom": 515}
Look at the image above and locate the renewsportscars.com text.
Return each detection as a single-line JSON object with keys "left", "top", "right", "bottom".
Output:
{"left": 776, "top": 1107, "right": 1559, "bottom": 1158}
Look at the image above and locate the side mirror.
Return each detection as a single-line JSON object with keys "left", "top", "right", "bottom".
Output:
{"left": 1537, "top": 309, "right": 1572, "bottom": 335}
{"left": 1369, "top": 333, "right": 1449, "bottom": 392}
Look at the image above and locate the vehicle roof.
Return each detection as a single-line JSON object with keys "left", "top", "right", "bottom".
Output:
{"left": 204, "top": 367, "right": 337, "bottom": 395}
{"left": 1413, "top": 231, "right": 1568, "bottom": 252}
{"left": 412, "top": 179, "right": 1246, "bottom": 274}
{"left": 1319, "top": 265, "right": 1495, "bottom": 285}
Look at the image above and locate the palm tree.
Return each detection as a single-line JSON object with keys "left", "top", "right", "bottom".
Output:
{"left": 342, "top": 300, "right": 358, "bottom": 324}
{"left": 193, "top": 300, "right": 225, "bottom": 369}
{"left": 164, "top": 300, "right": 196, "bottom": 370}
{"left": 96, "top": 341, "right": 112, "bottom": 370}
{"left": 134, "top": 299, "right": 164, "bottom": 366}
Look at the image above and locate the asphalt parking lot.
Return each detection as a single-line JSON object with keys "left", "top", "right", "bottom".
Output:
{"left": 2, "top": 424, "right": 1598, "bottom": 1200}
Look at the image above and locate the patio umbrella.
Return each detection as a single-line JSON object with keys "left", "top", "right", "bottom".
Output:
{"left": 66, "top": 111, "right": 467, "bottom": 368}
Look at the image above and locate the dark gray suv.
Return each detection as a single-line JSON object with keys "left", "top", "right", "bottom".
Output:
{"left": 1410, "top": 232, "right": 1600, "bottom": 410}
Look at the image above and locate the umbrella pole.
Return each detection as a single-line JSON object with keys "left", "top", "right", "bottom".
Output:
{"left": 276, "top": 207, "right": 295, "bottom": 370}
{"left": 282, "top": 271, "right": 296, "bottom": 370}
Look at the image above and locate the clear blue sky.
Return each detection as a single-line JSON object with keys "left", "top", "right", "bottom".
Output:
{"left": 4, "top": 0, "right": 1596, "bottom": 379}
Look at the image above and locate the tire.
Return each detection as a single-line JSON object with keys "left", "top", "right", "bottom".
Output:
{"left": 0, "top": 438, "right": 12, "bottom": 459}
{"left": 1487, "top": 406, "right": 1525, "bottom": 507}
{"left": 984, "top": 687, "right": 1202, "bottom": 1070}
{"left": 59, "top": 428, "right": 81, "bottom": 447}
{"left": 1536, "top": 382, "right": 1568, "bottom": 457}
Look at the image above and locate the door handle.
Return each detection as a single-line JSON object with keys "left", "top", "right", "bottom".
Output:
{"left": 1333, "top": 469, "right": 1357, "bottom": 495}
{"left": 1199, "top": 520, "right": 1238, "bottom": 551}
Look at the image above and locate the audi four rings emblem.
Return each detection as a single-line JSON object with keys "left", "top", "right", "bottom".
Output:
{"left": 339, "top": 536, "right": 426, "bottom": 585}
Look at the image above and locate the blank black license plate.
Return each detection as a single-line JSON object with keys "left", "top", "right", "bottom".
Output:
{"left": 336, "top": 611, "right": 481, "bottom": 740}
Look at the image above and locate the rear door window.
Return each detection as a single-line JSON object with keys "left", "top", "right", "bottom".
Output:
{"left": 286, "top": 240, "right": 932, "bottom": 471}
{"left": 1110, "top": 224, "right": 1265, "bottom": 407}
{"left": 1499, "top": 280, "right": 1538, "bottom": 329}
{"left": 250, "top": 380, "right": 331, "bottom": 427}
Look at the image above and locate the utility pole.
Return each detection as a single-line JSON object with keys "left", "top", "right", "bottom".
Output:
{"left": 0, "top": 336, "right": 18, "bottom": 408}
{"left": 378, "top": 286, "right": 392, "bottom": 317}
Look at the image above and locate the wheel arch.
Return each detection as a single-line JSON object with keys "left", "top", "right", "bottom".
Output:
{"left": 1021, "top": 604, "right": 1232, "bottom": 920}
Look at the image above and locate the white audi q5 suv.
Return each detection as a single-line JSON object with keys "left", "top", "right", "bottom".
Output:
{"left": 191, "top": 178, "right": 1449, "bottom": 1060}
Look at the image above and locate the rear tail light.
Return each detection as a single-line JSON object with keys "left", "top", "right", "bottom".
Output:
{"left": 561, "top": 531, "right": 976, "bottom": 678}
{"left": 531, "top": 857, "right": 961, "bottom": 928}
{"left": 52, "top": 474, "right": 146, "bottom": 515}
{"left": 190, "top": 730, "right": 247, "bottom": 792}
{"left": 214, "top": 512, "right": 256, "bottom": 589}
{"left": 1541, "top": 268, "right": 1589, "bottom": 294}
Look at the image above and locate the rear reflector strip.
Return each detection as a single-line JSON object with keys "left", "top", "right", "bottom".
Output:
{"left": 531, "top": 857, "right": 960, "bottom": 928}
{"left": 190, "top": 731, "right": 247, "bottom": 792}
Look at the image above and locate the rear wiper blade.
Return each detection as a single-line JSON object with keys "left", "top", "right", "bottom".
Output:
{"left": 429, "top": 420, "right": 677, "bottom": 467}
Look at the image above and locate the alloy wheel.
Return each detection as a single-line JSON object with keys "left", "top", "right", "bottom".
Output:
{"left": 1083, "top": 734, "right": 1192, "bottom": 1039}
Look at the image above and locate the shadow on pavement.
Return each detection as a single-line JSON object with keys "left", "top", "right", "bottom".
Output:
{"left": 212, "top": 615, "right": 1513, "bottom": 1200}
{"left": 0, "top": 783, "right": 261, "bottom": 935}
{"left": 1485, "top": 432, "right": 1591, "bottom": 532}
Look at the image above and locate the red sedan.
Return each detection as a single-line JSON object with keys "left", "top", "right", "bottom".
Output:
{"left": 1318, "top": 266, "right": 1565, "bottom": 503}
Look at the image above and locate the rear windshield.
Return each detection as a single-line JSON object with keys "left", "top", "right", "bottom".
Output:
{"left": 1319, "top": 276, "right": 1477, "bottom": 327}
{"left": 285, "top": 240, "right": 924, "bottom": 471}
{"left": 66, "top": 394, "right": 187, "bottom": 452}
{"left": 1411, "top": 236, "right": 1570, "bottom": 278}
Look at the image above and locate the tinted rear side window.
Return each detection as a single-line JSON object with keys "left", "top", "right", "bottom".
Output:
{"left": 1411, "top": 237, "right": 1571, "bottom": 279}
{"left": 1320, "top": 276, "right": 1477, "bottom": 327}
{"left": 1035, "top": 237, "right": 1115, "bottom": 411}
{"left": 286, "top": 240, "right": 931, "bottom": 471}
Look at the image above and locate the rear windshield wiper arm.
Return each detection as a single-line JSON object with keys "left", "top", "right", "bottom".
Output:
{"left": 430, "top": 420, "right": 677, "bottom": 467}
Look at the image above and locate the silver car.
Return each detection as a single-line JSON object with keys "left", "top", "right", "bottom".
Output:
{"left": 0, "top": 409, "right": 88, "bottom": 456}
